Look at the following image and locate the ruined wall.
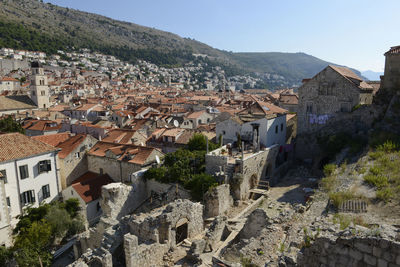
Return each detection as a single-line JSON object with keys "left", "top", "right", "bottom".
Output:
{"left": 239, "top": 209, "right": 269, "bottom": 240}
{"left": 128, "top": 199, "right": 204, "bottom": 248}
{"left": 299, "top": 236, "right": 400, "bottom": 267}
{"left": 100, "top": 182, "right": 146, "bottom": 220}
{"left": 204, "top": 184, "right": 233, "bottom": 218}
{"left": 233, "top": 145, "right": 279, "bottom": 200}
{"left": 205, "top": 146, "right": 229, "bottom": 176}
{"left": 146, "top": 179, "right": 192, "bottom": 202}
{"left": 124, "top": 233, "right": 169, "bottom": 267}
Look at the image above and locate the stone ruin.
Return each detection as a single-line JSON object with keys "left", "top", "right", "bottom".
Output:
{"left": 70, "top": 183, "right": 205, "bottom": 267}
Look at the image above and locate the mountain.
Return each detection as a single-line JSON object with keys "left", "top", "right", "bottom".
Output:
{"left": 0, "top": 0, "right": 363, "bottom": 88}
{"left": 361, "top": 70, "right": 383, "bottom": 81}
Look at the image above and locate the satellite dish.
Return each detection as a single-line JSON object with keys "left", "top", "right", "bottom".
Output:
{"left": 173, "top": 120, "right": 179, "bottom": 127}
{"left": 155, "top": 155, "right": 160, "bottom": 164}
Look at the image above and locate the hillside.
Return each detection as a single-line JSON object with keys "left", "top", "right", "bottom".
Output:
{"left": 0, "top": 0, "right": 363, "bottom": 87}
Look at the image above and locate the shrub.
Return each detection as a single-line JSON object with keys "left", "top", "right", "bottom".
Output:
{"left": 332, "top": 214, "right": 352, "bottom": 230}
{"left": 377, "top": 140, "right": 399, "bottom": 153}
{"left": 376, "top": 188, "right": 393, "bottom": 202}
{"left": 369, "top": 166, "right": 383, "bottom": 176}
{"left": 364, "top": 174, "right": 388, "bottom": 189}
{"left": 329, "top": 191, "right": 356, "bottom": 209}
{"left": 323, "top": 164, "right": 336, "bottom": 176}
{"left": 320, "top": 176, "right": 337, "bottom": 192}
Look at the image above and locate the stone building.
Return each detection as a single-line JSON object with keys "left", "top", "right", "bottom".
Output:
{"left": 87, "top": 141, "right": 164, "bottom": 183}
{"left": 297, "top": 65, "right": 374, "bottom": 134}
{"left": 381, "top": 45, "right": 400, "bottom": 92}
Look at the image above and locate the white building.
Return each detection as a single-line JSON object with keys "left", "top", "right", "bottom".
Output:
{"left": 0, "top": 133, "right": 60, "bottom": 246}
{"left": 216, "top": 100, "right": 288, "bottom": 148}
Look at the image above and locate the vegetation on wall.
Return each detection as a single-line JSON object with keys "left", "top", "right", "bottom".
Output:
{"left": 0, "top": 116, "right": 25, "bottom": 134}
{"left": 144, "top": 134, "right": 219, "bottom": 200}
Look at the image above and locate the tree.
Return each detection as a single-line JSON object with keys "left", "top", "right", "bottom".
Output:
{"left": 0, "top": 116, "right": 25, "bottom": 134}
{"left": 14, "top": 220, "right": 53, "bottom": 267}
{"left": 187, "top": 133, "right": 218, "bottom": 152}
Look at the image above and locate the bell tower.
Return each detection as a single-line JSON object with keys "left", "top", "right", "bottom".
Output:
{"left": 30, "top": 62, "right": 50, "bottom": 109}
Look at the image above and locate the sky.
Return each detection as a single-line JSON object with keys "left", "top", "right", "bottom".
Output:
{"left": 45, "top": 0, "right": 400, "bottom": 72}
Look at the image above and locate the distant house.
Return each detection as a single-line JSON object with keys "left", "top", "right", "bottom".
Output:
{"left": 0, "top": 77, "right": 20, "bottom": 93}
{"left": 278, "top": 93, "right": 298, "bottom": 113}
{"left": 216, "top": 100, "right": 288, "bottom": 148}
{"left": 23, "top": 119, "right": 62, "bottom": 136}
{"left": 62, "top": 172, "right": 113, "bottom": 225}
{"left": 297, "top": 65, "right": 374, "bottom": 134}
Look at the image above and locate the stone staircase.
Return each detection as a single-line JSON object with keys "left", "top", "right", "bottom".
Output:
{"left": 225, "top": 164, "right": 235, "bottom": 178}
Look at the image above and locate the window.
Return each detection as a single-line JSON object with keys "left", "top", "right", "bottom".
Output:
{"left": 41, "top": 90, "right": 45, "bottom": 96}
{"left": 38, "top": 160, "right": 51, "bottom": 174}
{"left": 19, "top": 165, "right": 29, "bottom": 179}
{"left": 32, "top": 91, "right": 36, "bottom": 96}
{"left": 42, "top": 184, "right": 50, "bottom": 199}
{"left": 6, "top": 197, "right": 10, "bottom": 207}
{"left": 275, "top": 125, "right": 278, "bottom": 134}
{"left": 306, "top": 103, "right": 313, "bottom": 113}
{"left": 75, "top": 152, "right": 81, "bottom": 159}
{"left": 21, "top": 190, "right": 35, "bottom": 205}
{"left": 281, "top": 123, "right": 283, "bottom": 132}
{"left": 222, "top": 131, "right": 226, "bottom": 135}
{"left": 0, "top": 170, "right": 7, "bottom": 184}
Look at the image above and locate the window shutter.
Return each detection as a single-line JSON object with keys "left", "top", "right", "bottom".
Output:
{"left": 46, "top": 160, "right": 51, "bottom": 171}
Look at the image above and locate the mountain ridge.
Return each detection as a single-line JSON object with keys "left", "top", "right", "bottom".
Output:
{"left": 0, "top": 0, "right": 364, "bottom": 87}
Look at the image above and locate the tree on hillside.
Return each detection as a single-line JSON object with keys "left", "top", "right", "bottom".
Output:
{"left": 0, "top": 116, "right": 25, "bottom": 134}
{"left": 187, "top": 133, "right": 218, "bottom": 151}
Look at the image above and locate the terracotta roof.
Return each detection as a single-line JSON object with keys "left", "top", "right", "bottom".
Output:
{"left": 279, "top": 94, "right": 298, "bottom": 105}
{"left": 24, "top": 120, "right": 61, "bottom": 132}
{"left": 1, "top": 77, "right": 19, "bottom": 82}
{"left": 102, "top": 129, "right": 143, "bottom": 144}
{"left": 0, "top": 133, "right": 58, "bottom": 162}
{"left": 187, "top": 110, "right": 206, "bottom": 119}
{"left": 71, "top": 172, "right": 113, "bottom": 203}
{"left": 329, "top": 65, "right": 373, "bottom": 90}
{"left": 88, "top": 141, "right": 161, "bottom": 165}
{"left": 57, "top": 134, "right": 88, "bottom": 159}
{"left": 0, "top": 96, "right": 36, "bottom": 111}
{"left": 32, "top": 132, "right": 71, "bottom": 147}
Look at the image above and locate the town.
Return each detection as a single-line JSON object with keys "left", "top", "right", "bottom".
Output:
{"left": 0, "top": 41, "right": 399, "bottom": 267}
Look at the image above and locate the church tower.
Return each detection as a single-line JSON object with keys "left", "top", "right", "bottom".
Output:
{"left": 30, "top": 62, "right": 50, "bottom": 109}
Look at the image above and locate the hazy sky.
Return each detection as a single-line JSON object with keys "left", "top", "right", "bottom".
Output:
{"left": 45, "top": 0, "right": 400, "bottom": 72}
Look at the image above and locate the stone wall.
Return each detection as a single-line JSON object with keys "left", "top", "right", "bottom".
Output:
{"left": 204, "top": 184, "right": 233, "bottom": 218}
{"left": 205, "top": 146, "right": 229, "bottom": 176}
{"left": 299, "top": 236, "right": 400, "bottom": 267}
{"left": 232, "top": 145, "right": 279, "bottom": 200}
{"left": 128, "top": 199, "right": 204, "bottom": 248}
{"left": 124, "top": 233, "right": 169, "bottom": 267}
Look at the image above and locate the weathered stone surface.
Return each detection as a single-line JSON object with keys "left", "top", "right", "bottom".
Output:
{"left": 204, "top": 184, "right": 233, "bottom": 218}
{"left": 240, "top": 208, "right": 269, "bottom": 239}
{"left": 364, "top": 254, "right": 377, "bottom": 265}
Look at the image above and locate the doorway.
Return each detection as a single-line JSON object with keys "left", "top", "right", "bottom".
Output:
{"left": 175, "top": 222, "right": 188, "bottom": 244}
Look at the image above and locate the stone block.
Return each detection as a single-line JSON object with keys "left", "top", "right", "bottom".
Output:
{"left": 396, "top": 255, "right": 400, "bottom": 265}
{"left": 383, "top": 251, "right": 395, "bottom": 262}
{"left": 373, "top": 246, "right": 383, "bottom": 257}
{"left": 377, "top": 259, "right": 388, "bottom": 267}
{"left": 336, "top": 246, "right": 349, "bottom": 255}
{"left": 355, "top": 242, "right": 372, "bottom": 254}
{"left": 349, "top": 249, "right": 363, "bottom": 261}
{"left": 363, "top": 254, "right": 377, "bottom": 265}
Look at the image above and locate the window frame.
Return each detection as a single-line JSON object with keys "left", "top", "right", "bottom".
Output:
{"left": 21, "top": 190, "right": 35, "bottom": 205}
{"left": 38, "top": 160, "right": 51, "bottom": 174}
{"left": 0, "top": 169, "right": 7, "bottom": 184}
{"left": 19, "top": 165, "right": 29, "bottom": 179}
{"left": 42, "top": 184, "right": 50, "bottom": 199}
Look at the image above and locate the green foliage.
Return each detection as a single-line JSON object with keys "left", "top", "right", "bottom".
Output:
{"left": 14, "top": 220, "right": 53, "bottom": 267}
{"left": 45, "top": 204, "right": 72, "bottom": 238}
{"left": 376, "top": 188, "right": 393, "bottom": 202}
{"left": 332, "top": 214, "right": 352, "bottom": 230}
{"left": 0, "top": 246, "right": 12, "bottom": 266}
{"left": 318, "top": 132, "right": 364, "bottom": 159}
{"left": 377, "top": 140, "right": 399, "bottom": 153}
{"left": 185, "top": 173, "right": 218, "bottom": 201}
{"left": 60, "top": 198, "right": 81, "bottom": 218}
{"left": 369, "top": 131, "right": 400, "bottom": 150}
{"left": 323, "top": 164, "right": 336, "bottom": 176}
{"left": 14, "top": 205, "right": 50, "bottom": 235}
{"left": 320, "top": 176, "right": 337, "bottom": 193}
{"left": 144, "top": 148, "right": 218, "bottom": 201}
{"left": 0, "top": 116, "right": 25, "bottom": 134}
{"left": 187, "top": 133, "right": 218, "bottom": 152}
{"left": 329, "top": 191, "right": 357, "bottom": 209}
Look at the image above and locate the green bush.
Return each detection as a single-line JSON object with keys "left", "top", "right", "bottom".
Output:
{"left": 329, "top": 191, "right": 356, "bottom": 209}
{"left": 323, "top": 164, "right": 337, "bottom": 176}
{"left": 320, "top": 176, "right": 337, "bottom": 192}
{"left": 364, "top": 174, "right": 388, "bottom": 189}
{"left": 376, "top": 188, "right": 393, "bottom": 202}
{"left": 377, "top": 140, "right": 399, "bottom": 153}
